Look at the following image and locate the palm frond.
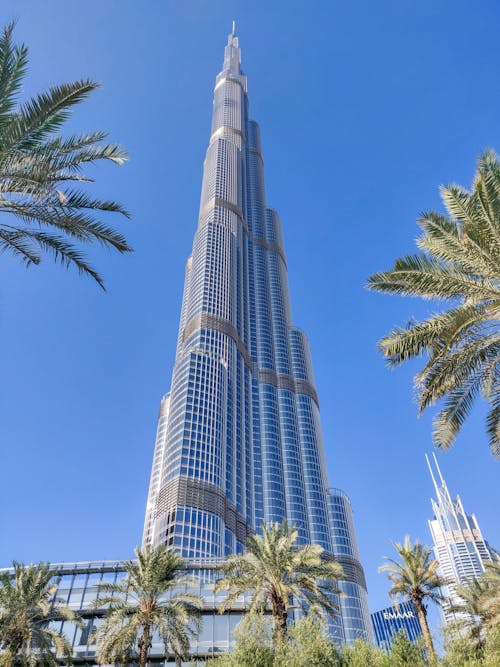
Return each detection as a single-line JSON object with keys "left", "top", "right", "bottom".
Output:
{"left": 0, "top": 24, "right": 130, "bottom": 287}
{"left": 0, "top": 140, "right": 127, "bottom": 190}
{"left": 0, "top": 224, "right": 105, "bottom": 287}
{"left": 432, "top": 370, "right": 484, "bottom": 450}
{"left": 379, "top": 302, "right": 490, "bottom": 368}
{"left": 58, "top": 188, "right": 130, "bottom": 218}
{"left": 0, "top": 22, "right": 28, "bottom": 125}
{"left": 440, "top": 183, "right": 472, "bottom": 224}
{"left": 417, "top": 211, "right": 498, "bottom": 279}
{"left": 485, "top": 388, "right": 500, "bottom": 458}
{"left": 472, "top": 176, "right": 500, "bottom": 252}
{"left": 1, "top": 79, "right": 98, "bottom": 152}
{"left": 417, "top": 334, "right": 500, "bottom": 410}
{"left": 94, "top": 616, "right": 138, "bottom": 665}
{"left": 367, "top": 253, "right": 498, "bottom": 302}
{"left": 3, "top": 204, "right": 131, "bottom": 250}
{"left": 40, "top": 131, "right": 127, "bottom": 164}
{"left": 368, "top": 150, "right": 500, "bottom": 457}
{"left": 0, "top": 225, "right": 41, "bottom": 265}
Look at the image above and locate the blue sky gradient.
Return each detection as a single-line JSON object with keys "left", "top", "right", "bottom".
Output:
{"left": 1, "top": 0, "right": 499, "bottom": 631}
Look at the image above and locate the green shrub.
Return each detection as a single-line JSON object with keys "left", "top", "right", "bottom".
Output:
{"left": 340, "top": 637, "right": 388, "bottom": 667}
{"left": 274, "top": 614, "right": 340, "bottom": 667}
{"left": 210, "top": 612, "right": 274, "bottom": 667}
{"left": 388, "top": 631, "right": 426, "bottom": 666}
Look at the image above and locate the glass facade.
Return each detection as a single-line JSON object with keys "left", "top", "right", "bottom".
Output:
{"left": 0, "top": 560, "right": 265, "bottom": 664}
{"left": 328, "top": 489, "right": 374, "bottom": 644}
{"left": 141, "top": 26, "right": 371, "bottom": 644}
{"left": 426, "top": 454, "right": 497, "bottom": 623}
{"left": 371, "top": 601, "right": 423, "bottom": 651}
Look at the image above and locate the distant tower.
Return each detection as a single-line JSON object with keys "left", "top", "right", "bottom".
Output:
{"left": 426, "top": 454, "right": 497, "bottom": 622}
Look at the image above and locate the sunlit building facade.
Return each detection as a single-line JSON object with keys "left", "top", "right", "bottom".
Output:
{"left": 142, "top": 26, "right": 371, "bottom": 644}
{"left": 426, "top": 454, "right": 497, "bottom": 623}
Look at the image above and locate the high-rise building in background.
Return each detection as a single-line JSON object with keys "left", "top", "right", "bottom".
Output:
{"left": 426, "top": 453, "right": 497, "bottom": 623}
{"left": 142, "top": 25, "right": 372, "bottom": 644}
{"left": 371, "top": 601, "right": 423, "bottom": 651}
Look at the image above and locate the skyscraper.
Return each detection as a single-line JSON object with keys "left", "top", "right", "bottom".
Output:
{"left": 143, "top": 25, "right": 371, "bottom": 643}
{"left": 426, "top": 454, "right": 497, "bottom": 622}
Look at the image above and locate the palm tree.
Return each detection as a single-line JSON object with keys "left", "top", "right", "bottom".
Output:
{"left": 215, "top": 521, "right": 344, "bottom": 647}
{"left": 379, "top": 536, "right": 445, "bottom": 662}
{"left": 444, "top": 560, "right": 500, "bottom": 660}
{"left": 367, "top": 150, "right": 500, "bottom": 457}
{"left": 481, "top": 557, "right": 500, "bottom": 630}
{"left": 448, "top": 577, "right": 490, "bottom": 655}
{"left": 0, "top": 22, "right": 130, "bottom": 289}
{"left": 93, "top": 545, "right": 202, "bottom": 667}
{"left": 0, "top": 561, "right": 82, "bottom": 667}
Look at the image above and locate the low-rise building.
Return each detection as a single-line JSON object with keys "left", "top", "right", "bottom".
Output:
{"left": 371, "top": 601, "right": 423, "bottom": 651}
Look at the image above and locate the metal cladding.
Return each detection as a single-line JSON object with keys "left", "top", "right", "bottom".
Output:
{"left": 142, "top": 27, "right": 371, "bottom": 644}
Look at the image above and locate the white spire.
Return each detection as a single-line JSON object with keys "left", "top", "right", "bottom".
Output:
{"left": 433, "top": 452, "right": 446, "bottom": 485}
{"left": 425, "top": 452, "right": 440, "bottom": 497}
{"left": 223, "top": 21, "right": 241, "bottom": 73}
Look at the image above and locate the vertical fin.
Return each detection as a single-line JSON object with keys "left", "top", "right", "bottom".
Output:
{"left": 425, "top": 453, "right": 440, "bottom": 497}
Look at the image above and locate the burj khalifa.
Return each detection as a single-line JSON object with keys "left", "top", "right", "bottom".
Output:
{"left": 142, "top": 25, "right": 373, "bottom": 644}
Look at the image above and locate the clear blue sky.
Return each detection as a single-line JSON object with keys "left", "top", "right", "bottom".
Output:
{"left": 1, "top": 0, "right": 499, "bottom": 633}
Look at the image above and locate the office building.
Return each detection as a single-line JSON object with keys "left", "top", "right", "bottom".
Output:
{"left": 426, "top": 453, "right": 497, "bottom": 623}
{"left": 371, "top": 601, "right": 422, "bottom": 651}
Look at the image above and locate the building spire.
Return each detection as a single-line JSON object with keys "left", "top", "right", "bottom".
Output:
{"left": 426, "top": 452, "right": 450, "bottom": 499}
{"left": 425, "top": 453, "right": 440, "bottom": 497}
{"left": 433, "top": 452, "right": 446, "bottom": 485}
{"left": 227, "top": 20, "right": 238, "bottom": 47}
{"left": 223, "top": 21, "right": 241, "bottom": 75}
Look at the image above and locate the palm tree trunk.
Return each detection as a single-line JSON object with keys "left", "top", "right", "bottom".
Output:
{"left": 2, "top": 649, "right": 15, "bottom": 667}
{"left": 471, "top": 625, "right": 484, "bottom": 655}
{"left": 138, "top": 625, "right": 151, "bottom": 667}
{"left": 272, "top": 596, "right": 288, "bottom": 646}
{"left": 414, "top": 600, "right": 436, "bottom": 663}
